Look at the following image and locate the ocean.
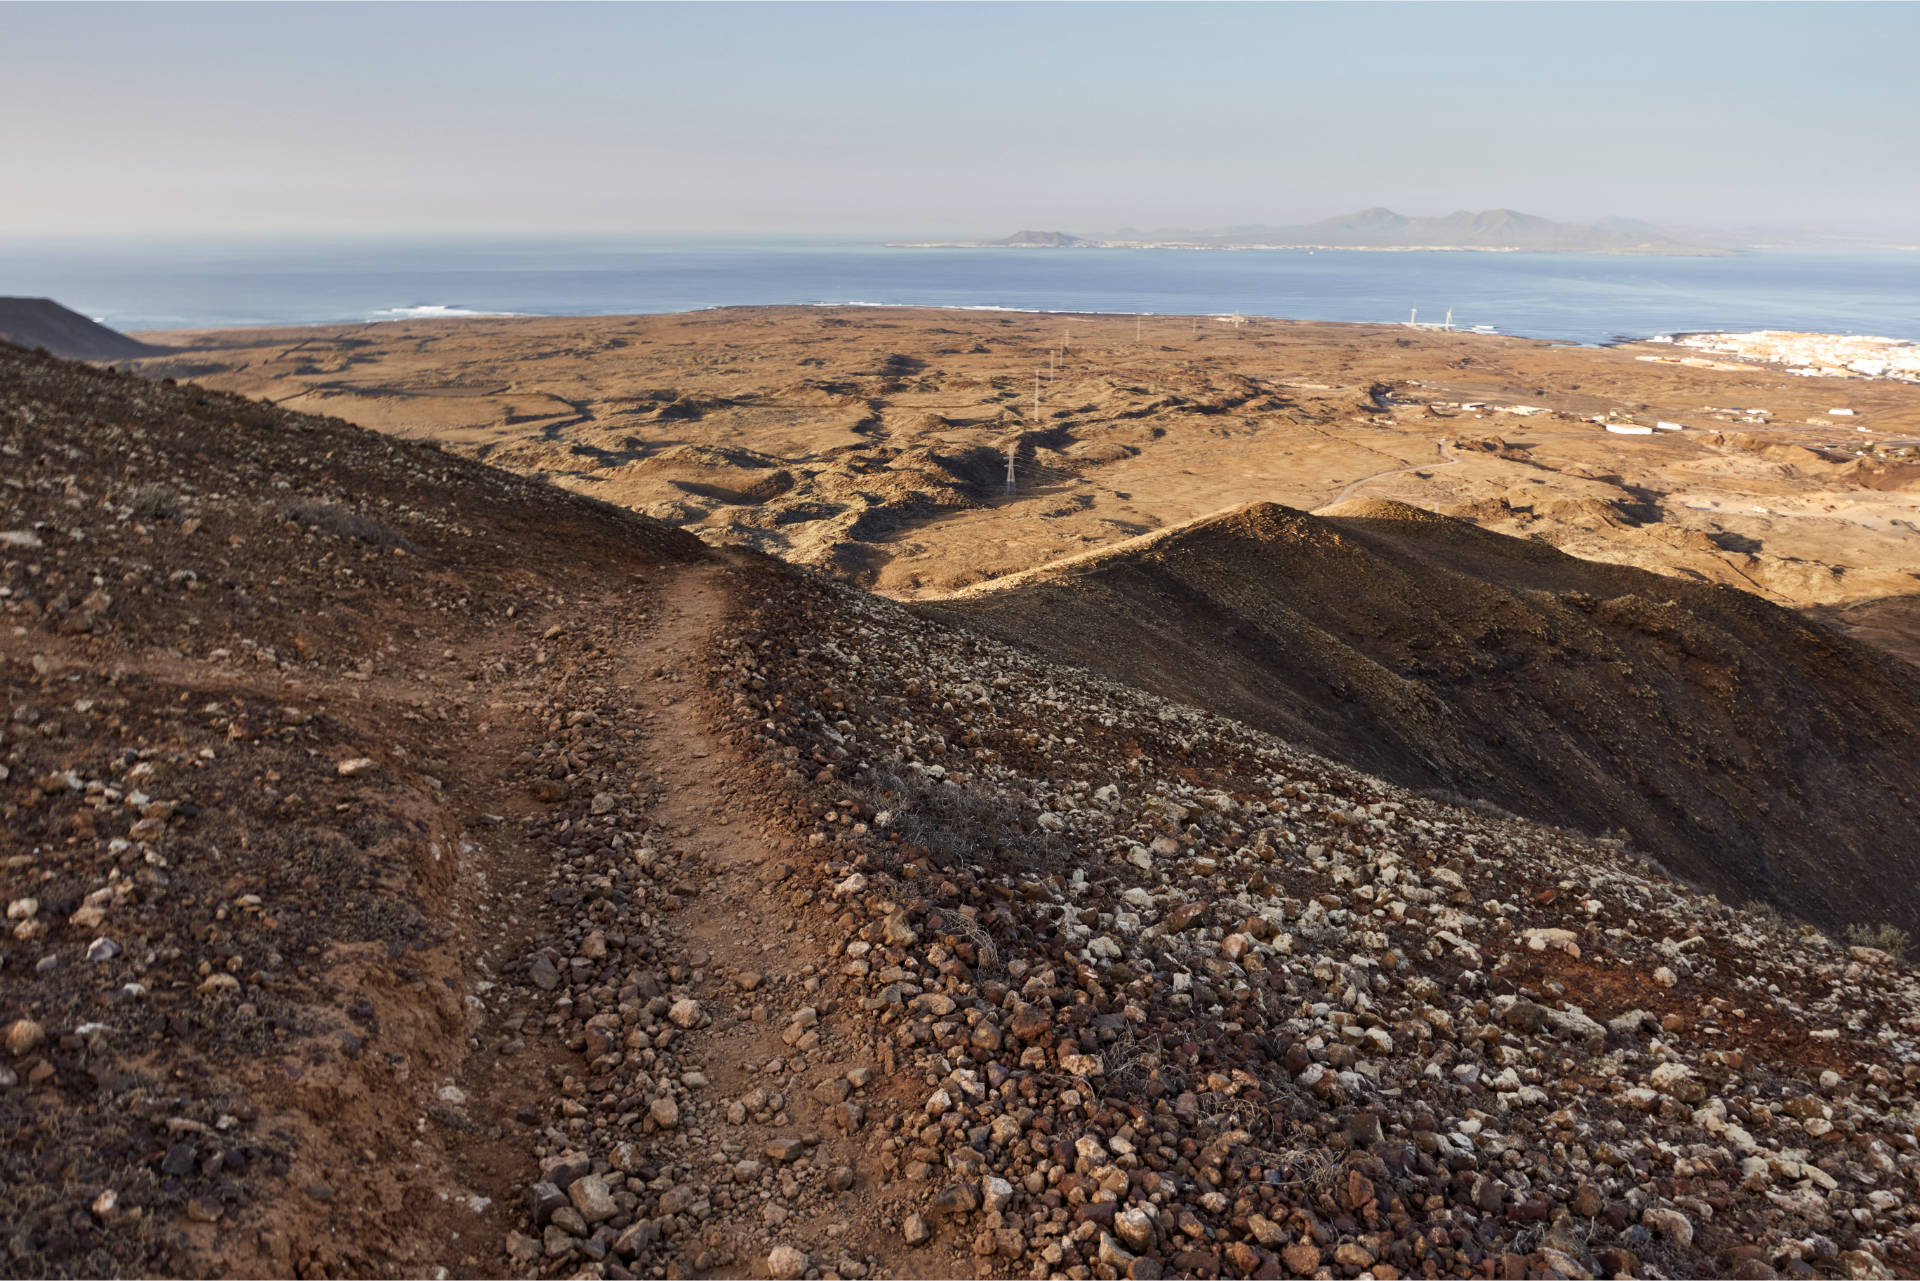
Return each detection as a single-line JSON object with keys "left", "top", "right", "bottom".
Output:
{"left": 3, "top": 235, "right": 1918, "bottom": 347}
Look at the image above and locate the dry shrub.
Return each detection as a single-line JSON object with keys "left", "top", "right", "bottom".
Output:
{"left": 857, "top": 762, "right": 1051, "bottom": 871}
{"left": 278, "top": 498, "right": 420, "bottom": 552}
{"left": 127, "top": 483, "right": 181, "bottom": 521}
{"left": 1843, "top": 922, "right": 1913, "bottom": 960}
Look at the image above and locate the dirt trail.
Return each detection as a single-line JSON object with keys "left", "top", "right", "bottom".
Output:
{"left": 3, "top": 340, "right": 979, "bottom": 1281}
{"left": 593, "top": 563, "right": 971, "bottom": 1280}
{"left": 1323, "top": 438, "right": 1457, "bottom": 507}
{"left": 631, "top": 567, "right": 764, "bottom": 880}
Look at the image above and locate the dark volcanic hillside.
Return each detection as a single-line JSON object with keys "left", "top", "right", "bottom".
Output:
{"left": 933, "top": 499, "right": 1920, "bottom": 936}
{"left": 0, "top": 341, "right": 713, "bottom": 1276}
{"left": 0, "top": 298, "right": 164, "bottom": 362}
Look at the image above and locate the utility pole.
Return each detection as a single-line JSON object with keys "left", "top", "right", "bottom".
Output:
{"left": 1033, "top": 369, "right": 1042, "bottom": 424}
{"left": 1136, "top": 315, "right": 1142, "bottom": 345}
{"left": 1005, "top": 438, "right": 1017, "bottom": 493}
{"left": 1444, "top": 308, "right": 1453, "bottom": 331}
{"left": 1410, "top": 307, "right": 1418, "bottom": 327}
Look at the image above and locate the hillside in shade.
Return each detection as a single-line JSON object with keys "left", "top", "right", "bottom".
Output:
{"left": 0, "top": 297, "right": 164, "bottom": 361}
{"left": 932, "top": 498, "right": 1920, "bottom": 936}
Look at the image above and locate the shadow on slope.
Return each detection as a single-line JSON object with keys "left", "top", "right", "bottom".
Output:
{"left": 0, "top": 298, "right": 168, "bottom": 362}
{"left": 929, "top": 498, "right": 1920, "bottom": 935}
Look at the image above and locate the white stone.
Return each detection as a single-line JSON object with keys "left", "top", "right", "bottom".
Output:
{"left": 767, "top": 1245, "right": 809, "bottom": 1280}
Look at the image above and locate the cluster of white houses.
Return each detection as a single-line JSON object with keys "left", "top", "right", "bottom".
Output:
{"left": 1677, "top": 330, "right": 1920, "bottom": 383}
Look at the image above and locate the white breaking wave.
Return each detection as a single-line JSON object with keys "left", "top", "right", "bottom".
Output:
{"left": 369, "top": 304, "right": 530, "bottom": 321}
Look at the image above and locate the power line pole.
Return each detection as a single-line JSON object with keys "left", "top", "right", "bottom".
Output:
{"left": 1005, "top": 438, "right": 1017, "bottom": 493}
{"left": 1033, "top": 369, "right": 1042, "bottom": 424}
{"left": 1136, "top": 315, "right": 1142, "bottom": 345}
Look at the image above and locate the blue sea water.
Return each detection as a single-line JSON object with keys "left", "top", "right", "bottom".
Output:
{"left": 3, "top": 235, "right": 1917, "bottom": 347}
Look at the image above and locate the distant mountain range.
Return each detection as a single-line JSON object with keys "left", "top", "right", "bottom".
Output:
{"left": 903, "top": 208, "right": 1729, "bottom": 255}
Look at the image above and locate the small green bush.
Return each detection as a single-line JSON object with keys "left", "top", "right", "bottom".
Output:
{"left": 1842, "top": 922, "right": 1912, "bottom": 959}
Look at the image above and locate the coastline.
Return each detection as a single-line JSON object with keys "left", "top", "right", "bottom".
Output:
{"left": 129, "top": 303, "right": 1473, "bottom": 342}
{"left": 17, "top": 238, "right": 1912, "bottom": 347}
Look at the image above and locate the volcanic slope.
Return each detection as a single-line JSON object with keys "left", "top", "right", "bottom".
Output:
{"left": 706, "top": 554, "right": 1920, "bottom": 1281}
{"left": 930, "top": 499, "right": 1920, "bottom": 938}
{"left": 0, "top": 343, "right": 719, "bottom": 1277}
{"left": 0, "top": 298, "right": 163, "bottom": 362}
{"left": 11, "top": 345, "right": 1920, "bottom": 1281}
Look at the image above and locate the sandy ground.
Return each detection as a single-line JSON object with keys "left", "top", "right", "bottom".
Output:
{"left": 132, "top": 307, "right": 1920, "bottom": 662}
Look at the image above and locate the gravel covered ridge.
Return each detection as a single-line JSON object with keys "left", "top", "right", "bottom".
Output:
{"left": 691, "top": 557, "right": 1920, "bottom": 1280}
{"left": 0, "top": 344, "right": 707, "bottom": 1277}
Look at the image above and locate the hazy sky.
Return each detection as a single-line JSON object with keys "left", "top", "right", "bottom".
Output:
{"left": 5, "top": 1, "right": 1916, "bottom": 239}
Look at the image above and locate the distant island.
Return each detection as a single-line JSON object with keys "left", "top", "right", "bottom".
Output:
{"left": 891, "top": 207, "right": 1731, "bottom": 256}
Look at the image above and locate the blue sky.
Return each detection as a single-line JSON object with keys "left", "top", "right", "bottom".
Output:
{"left": 4, "top": 1, "right": 1915, "bottom": 238}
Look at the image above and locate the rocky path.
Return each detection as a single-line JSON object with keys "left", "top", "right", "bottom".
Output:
{"left": 505, "top": 562, "right": 967, "bottom": 1280}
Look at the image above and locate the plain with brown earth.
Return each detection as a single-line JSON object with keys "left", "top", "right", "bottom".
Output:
{"left": 127, "top": 306, "right": 1920, "bottom": 662}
